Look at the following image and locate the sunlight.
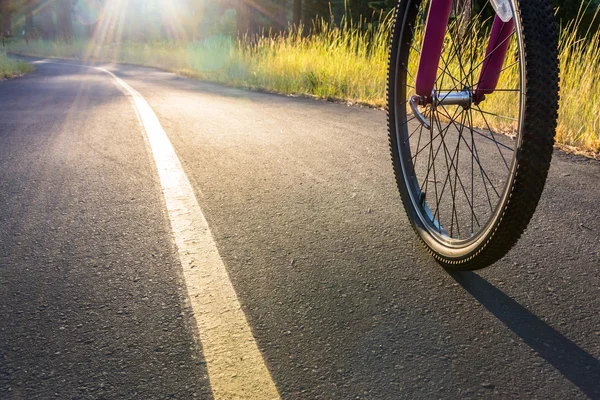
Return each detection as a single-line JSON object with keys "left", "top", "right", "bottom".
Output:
{"left": 84, "top": 0, "right": 128, "bottom": 60}
{"left": 78, "top": 0, "right": 198, "bottom": 60}
{"left": 158, "top": 0, "right": 190, "bottom": 43}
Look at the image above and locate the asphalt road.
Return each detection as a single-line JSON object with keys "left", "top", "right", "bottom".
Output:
{"left": 1, "top": 58, "right": 599, "bottom": 399}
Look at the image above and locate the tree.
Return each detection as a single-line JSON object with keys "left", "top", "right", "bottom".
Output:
{"left": 458, "top": 0, "right": 473, "bottom": 34}
{"left": 233, "top": 0, "right": 282, "bottom": 37}
{"left": 23, "top": 0, "right": 34, "bottom": 33}
{"left": 235, "top": 0, "right": 249, "bottom": 36}
{"left": 303, "top": 0, "right": 329, "bottom": 25}
{"left": 345, "top": 0, "right": 373, "bottom": 21}
{"left": 57, "top": 0, "right": 73, "bottom": 41}
{"left": 0, "top": 0, "right": 12, "bottom": 37}
{"left": 278, "top": 0, "right": 286, "bottom": 31}
{"left": 39, "top": 2, "right": 56, "bottom": 39}
{"left": 293, "top": 0, "right": 301, "bottom": 27}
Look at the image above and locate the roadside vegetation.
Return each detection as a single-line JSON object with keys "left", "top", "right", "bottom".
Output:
{"left": 557, "top": 12, "right": 600, "bottom": 154}
{"left": 0, "top": 50, "right": 33, "bottom": 79}
{"left": 3, "top": 0, "right": 600, "bottom": 154}
{"left": 5, "top": 17, "right": 391, "bottom": 106}
{"left": 8, "top": 14, "right": 600, "bottom": 155}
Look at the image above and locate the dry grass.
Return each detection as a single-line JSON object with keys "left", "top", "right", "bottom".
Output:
{"left": 0, "top": 50, "right": 33, "bottom": 79}
{"left": 7, "top": 10, "right": 600, "bottom": 153}
{"left": 556, "top": 10, "right": 600, "bottom": 152}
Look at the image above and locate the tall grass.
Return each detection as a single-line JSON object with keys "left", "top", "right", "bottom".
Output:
{"left": 7, "top": 10, "right": 600, "bottom": 154}
{"left": 6, "top": 17, "right": 392, "bottom": 106}
{"left": 557, "top": 8, "right": 600, "bottom": 152}
{"left": 0, "top": 50, "right": 33, "bottom": 79}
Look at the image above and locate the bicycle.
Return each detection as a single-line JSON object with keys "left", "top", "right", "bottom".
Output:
{"left": 387, "top": 0, "right": 559, "bottom": 270}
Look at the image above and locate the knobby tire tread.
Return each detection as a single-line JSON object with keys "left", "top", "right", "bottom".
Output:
{"left": 387, "top": 0, "right": 559, "bottom": 270}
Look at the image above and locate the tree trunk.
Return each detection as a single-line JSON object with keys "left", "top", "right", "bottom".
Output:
{"left": 293, "top": 0, "right": 302, "bottom": 27}
{"left": 236, "top": 1, "right": 250, "bottom": 37}
{"left": 86, "top": 24, "right": 95, "bottom": 39}
{"left": 39, "top": 3, "right": 56, "bottom": 40}
{"left": 303, "top": 0, "right": 329, "bottom": 26}
{"left": 236, "top": 0, "right": 259, "bottom": 38}
{"left": 458, "top": 0, "right": 473, "bottom": 35}
{"left": 25, "top": 6, "right": 33, "bottom": 32}
{"left": 0, "top": 0, "right": 12, "bottom": 37}
{"left": 278, "top": 0, "right": 287, "bottom": 32}
{"left": 57, "top": 0, "right": 73, "bottom": 41}
{"left": 19, "top": 0, "right": 35, "bottom": 42}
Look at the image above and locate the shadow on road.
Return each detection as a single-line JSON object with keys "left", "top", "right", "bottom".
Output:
{"left": 450, "top": 271, "right": 600, "bottom": 399}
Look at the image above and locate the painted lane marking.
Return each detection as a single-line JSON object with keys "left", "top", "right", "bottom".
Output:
{"left": 35, "top": 60, "right": 279, "bottom": 399}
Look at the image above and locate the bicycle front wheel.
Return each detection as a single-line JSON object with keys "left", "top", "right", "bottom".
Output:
{"left": 387, "top": 0, "right": 559, "bottom": 270}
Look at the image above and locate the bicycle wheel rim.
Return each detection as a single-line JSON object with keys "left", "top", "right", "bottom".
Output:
{"left": 392, "top": 0, "right": 525, "bottom": 255}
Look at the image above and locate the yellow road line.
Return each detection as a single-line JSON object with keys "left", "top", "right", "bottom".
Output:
{"left": 36, "top": 60, "right": 280, "bottom": 399}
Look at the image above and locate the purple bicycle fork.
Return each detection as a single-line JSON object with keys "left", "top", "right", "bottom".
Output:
{"left": 473, "top": 16, "right": 515, "bottom": 102}
{"left": 415, "top": 0, "right": 454, "bottom": 100}
{"left": 413, "top": 0, "right": 514, "bottom": 110}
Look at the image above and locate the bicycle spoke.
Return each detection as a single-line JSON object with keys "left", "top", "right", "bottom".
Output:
{"left": 431, "top": 106, "right": 466, "bottom": 236}
{"left": 407, "top": 120, "right": 422, "bottom": 139}
{"left": 411, "top": 129, "right": 442, "bottom": 163}
{"left": 484, "top": 88, "right": 519, "bottom": 92}
{"left": 401, "top": 115, "right": 418, "bottom": 127}
{"left": 419, "top": 105, "right": 463, "bottom": 194}
{"left": 466, "top": 30, "right": 516, "bottom": 84}
{"left": 472, "top": 61, "right": 519, "bottom": 88}
{"left": 471, "top": 108, "right": 476, "bottom": 233}
{"left": 437, "top": 51, "right": 463, "bottom": 90}
{"left": 467, "top": 107, "right": 499, "bottom": 212}
{"left": 438, "top": 104, "right": 502, "bottom": 201}
{"left": 475, "top": 21, "right": 509, "bottom": 89}
{"left": 442, "top": 1, "right": 493, "bottom": 88}
{"left": 437, "top": 26, "right": 516, "bottom": 101}
{"left": 435, "top": 106, "right": 514, "bottom": 153}
{"left": 474, "top": 105, "right": 515, "bottom": 171}
{"left": 394, "top": 0, "right": 523, "bottom": 242}
{"left": 412, "top": 120, "right": 426, "bottom": 166}
{"left": 432, "top": 106, "right": 482, "bottom": 235}
{"left": 430, "top": 111, "right": 440, "bottom": 230}
{"left": 451, "top": 111, "right": 467, "bottom": 238}
{"left": 402, "top": 63, "right": 416, "bottom": 84}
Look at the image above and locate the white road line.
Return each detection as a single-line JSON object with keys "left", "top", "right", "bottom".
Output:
{"left": 35, "top": 60, "right": 280, "bottom": 399}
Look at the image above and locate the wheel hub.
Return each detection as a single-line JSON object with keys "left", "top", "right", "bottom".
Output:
{"left": 410, "top": 89, "right": 477, "bottom": 129}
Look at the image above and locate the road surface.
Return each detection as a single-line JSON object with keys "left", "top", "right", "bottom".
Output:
{"left": 1, "top": 58, "right": 599, "bottom": 399}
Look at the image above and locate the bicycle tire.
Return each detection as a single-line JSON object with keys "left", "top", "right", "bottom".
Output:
{"left": 387, "top": 0, "right": 559, "bottom": 270}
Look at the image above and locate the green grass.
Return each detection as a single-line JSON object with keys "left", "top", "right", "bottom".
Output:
{"left": 7, "top": 12, "right": 600, "bottom": 154}
{"left": 0, "top": 50, "right": 33, "bottom": 79}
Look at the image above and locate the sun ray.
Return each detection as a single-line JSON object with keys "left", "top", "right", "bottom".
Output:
{"left": 85, "top": 0, "right": 128, "bottom": 61}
